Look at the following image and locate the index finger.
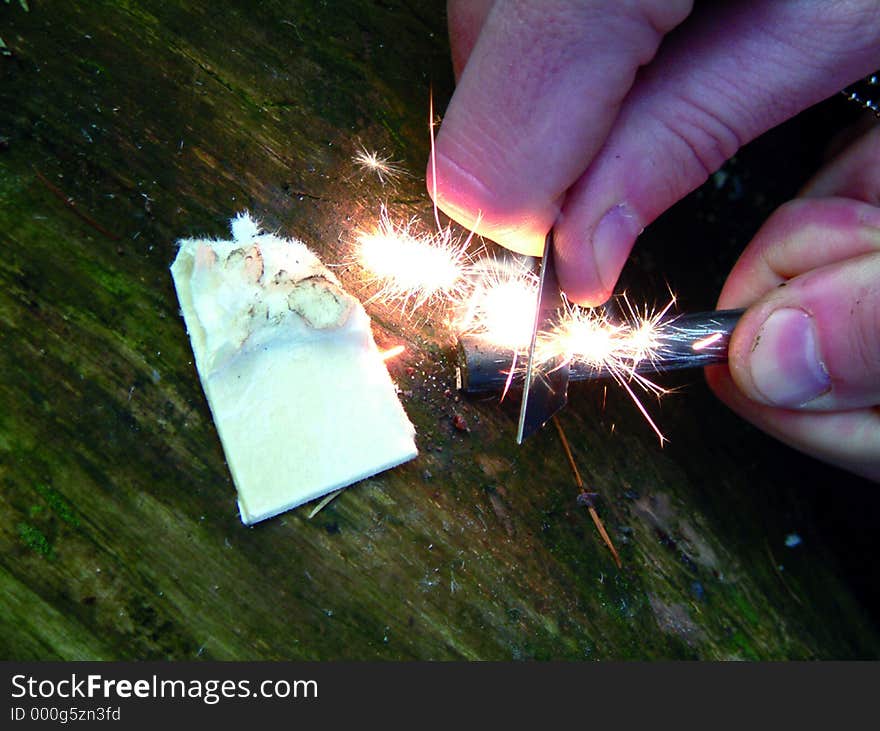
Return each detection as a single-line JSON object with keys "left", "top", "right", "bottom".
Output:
{"left": 428, "top": 0, "right": 693, "bottom": 256}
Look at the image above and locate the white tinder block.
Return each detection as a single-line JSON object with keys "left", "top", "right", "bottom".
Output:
{"left": 171, "top": 213, "right": 417, "bottom": 524}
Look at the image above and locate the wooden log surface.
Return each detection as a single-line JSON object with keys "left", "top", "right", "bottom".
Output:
{"left": 1, "top": 0, "right": 878, "bottom": 660}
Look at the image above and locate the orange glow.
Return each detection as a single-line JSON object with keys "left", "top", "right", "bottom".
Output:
{"left": 379, "top": 344, "right": 406, "bottom": 361}
{"left": 692, "top": 332, "right": 722, "bottom": 351}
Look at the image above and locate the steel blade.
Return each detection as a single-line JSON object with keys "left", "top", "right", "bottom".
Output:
{"left": 516, "top": 231, "right": 569, "bottom": 444}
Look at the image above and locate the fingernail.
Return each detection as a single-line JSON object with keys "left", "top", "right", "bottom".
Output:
{"left": 749, "top": 308, "right": 830, "bottom": 407}
{"left": 593, "top": 204, "right": 642, "bottom": 294}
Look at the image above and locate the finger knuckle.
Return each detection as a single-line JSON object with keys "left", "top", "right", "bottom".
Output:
{"left": 850, "top": 283, "right": 880, "bottom": 377}
{"left": 655, "top": 96, "right": 743, "bottom": 181}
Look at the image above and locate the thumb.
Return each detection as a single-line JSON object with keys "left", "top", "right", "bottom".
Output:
{"left": 727, "top": 252, "right": 880, "bottom": 411}
{"left": 428, "top": 0, "right": 694, "bottom": 256}
{"left": 554, "top": 2, "right": 880, "bottom": 304}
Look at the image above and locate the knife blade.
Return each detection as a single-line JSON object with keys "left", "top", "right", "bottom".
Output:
{"left": 515, "top": 229, "right": 570, "bottom": 444}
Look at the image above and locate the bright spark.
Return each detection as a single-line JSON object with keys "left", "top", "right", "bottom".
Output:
{"left": 454, "top": 255, "right": 538, "bottom": 351}
{"left": 354, "top": 205, "right": 471, "bottom": 311}
{"left": 450, "top": 253, "right": 677, "bottom": 442}
{"left": 347, "top": 97, "right": 680, "bottom": 445}
{"left": 692, "top": 332, "right": 723, "bottom": 351}
{"left": 533, "top": 295, "right": 678, "bottom": 444}
{"left": 538, "top": 304, "right": 629, "bottom": 371}
{"left": 350, "top": 96, "right": 481, "bottom": 319}
{"left": 379, "top": 344, "right": 406, "bottom": 361}
{"left": 618, "top": 292, "right": 676, "bottom": 367}
{"left": 352, "top": 145, "right": 405, "bottom": 185}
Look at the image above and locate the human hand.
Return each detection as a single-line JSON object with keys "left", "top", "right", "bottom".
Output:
{"left": 705, "top": 126, "right": 880, "bottom": 482}
{"left": 428, "top": 0, "right": 880, "bottom": 305}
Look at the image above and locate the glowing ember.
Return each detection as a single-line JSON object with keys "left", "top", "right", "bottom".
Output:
{"left": 379, "top": 344, "right": 406, "bottom": 361}
{"left": 352, "top": 145, "right": 405, "bottom": 185}
{"left": 354, "top": 206, "right": 470, "bottom": 310}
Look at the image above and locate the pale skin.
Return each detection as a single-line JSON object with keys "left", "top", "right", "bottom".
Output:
{"left": 428, "top": 0, "right": 880, "bottom": 481}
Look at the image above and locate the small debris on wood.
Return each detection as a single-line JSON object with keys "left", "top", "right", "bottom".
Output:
{"left": 307, "top": 488, "right": 344, "bottom": 519}
{"left": 452, "top": 414, "right": 468, "bottom": 432}
{"left": 553, "top": 416, "right": 622, "bottom": 568}
{"left": 486, "top": 486, "right": 515, "bottom": 538}
{"left": 576, "top": 491, "right": 600, "bottom": 508}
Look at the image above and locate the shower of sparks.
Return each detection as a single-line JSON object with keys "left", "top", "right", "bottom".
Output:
{"left": 350, "top": 95, "right": 482, "bottom": 317}
{"left": 617, "top": 292, "right": 677, "bottom": 366}
{"left": 451, "top": 254, "right": 537, "bottom": 399}
{"left": 344, "top": 95, "right": 679, "bottom": 444}
{"left": 533, "top": 295, "right": 676, "bottom": 444}
{"left": 350, "top": 186, "right": 678, "bottom": 441}
{"left": 454, "top": 255, "right": 538, "bottom": 350}
{"left": 352, "top": 145, "right": 405, "bottom": 185}
{"left": 354, "top": 205, "right": 472, "bottom": 311}
{"left": 454, "top": 279, "right": 677, "bottom": 443}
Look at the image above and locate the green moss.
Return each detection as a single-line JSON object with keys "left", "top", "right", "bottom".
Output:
{"left": 17, "top": 523, "right": 52, "bottom": 557}
{"left": 725, "top": 587, "right": 761, "bottom": 626}
{"left": 34, "top": 484, "right": 80, "bottom": 528}
{"left": 728, "top": 631, "right": 761, "bottom": 661}
{"left": 76, "top": 58, "right": 107, "bottom": 76}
